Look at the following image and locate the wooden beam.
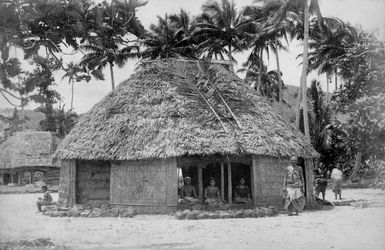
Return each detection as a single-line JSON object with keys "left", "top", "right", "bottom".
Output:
{"left": 198, "top": 166, "right": 203, "bottom": 202}
{"left": 220, "top": 162, "right": 225, "bottom": 200}
{"left": 227, "top": 158, "right": 232, "bottom": 204}
{"left": 250, "top": 163, "right": 255, "bottom": 204}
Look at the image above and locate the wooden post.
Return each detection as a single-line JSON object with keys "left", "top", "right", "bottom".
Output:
{"left": 17, "top": 172, "right": 21, "bottom": 184}
{"left": 220, "top": 162, "right": 225, "bottom": 200}
{"left": 304, "top": 158, "right": 316, "bottom": 204}
{"left": 11, "top": 171, "right": 14, "bottom": 184}
{"left": 250, "top": 163, "right": 255, "bottom": 204}
{"left": 227, "top": 158, "right": 232, "bottom": 204}
{"left": 30, "top": 171, "right": 34, "bottom": 184}
{"left": 198, "top": 166, "right": 203, "bottom": 203}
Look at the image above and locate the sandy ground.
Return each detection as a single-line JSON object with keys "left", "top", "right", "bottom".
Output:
{"left": 0, "top": 189, "right": 384, "bottom": 250}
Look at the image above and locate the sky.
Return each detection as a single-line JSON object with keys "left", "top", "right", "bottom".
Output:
{"left": 1, "top": 0, "right": 385, "bottom": 114}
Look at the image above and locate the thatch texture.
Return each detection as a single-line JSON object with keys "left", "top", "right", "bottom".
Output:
{"left": 0, "top": 131, "right": 57, "bottom": 169}
{"left": 55, "top": 59, "right": 319, "bottom": 161}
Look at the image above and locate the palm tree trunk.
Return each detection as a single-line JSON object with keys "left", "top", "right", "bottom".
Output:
{"left": 228, "top": 44, "right": 234, "bottom": 72}
{"left": 295, "top": 84, "right": 302, "bottom": 128}
{"left": 70, "top": 81, "right": 74, "bottom": 110}
{"left": 109, "top": 63, "right": 115, "bottom": 90}
{"left": 300, "top": 0, "right": 311, "bottom": 143}
{"left": 257, "top": 50, "right": 263, "bottom": 95}
{"left": 334, "top": 68, "right": 338, "bottom": 91}
{"left": 351, "top": 151, "right": 363, "bottom": 180}
{"left": 275, "top": 45, "right": 283, "bottom": 114}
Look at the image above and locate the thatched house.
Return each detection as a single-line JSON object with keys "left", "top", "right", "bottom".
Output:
{"left": 0, "top": 131, "right": 60, "bottom": 185}
{"left": 55, "top": 59, "right": 319, "bottom": 213}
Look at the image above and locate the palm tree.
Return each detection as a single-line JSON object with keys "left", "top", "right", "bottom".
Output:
{"left": 61, "top": 62, "right": 83, "bottom": 110}
{"left": 140, "top": 14, "right": 196, "bottom": 59}
{"left": 193, "top": 0, "right": 255, "bottom": 69}
{"left": 79, "top": 0, "right": 146, "bottom": 90}
{"left": 270, "top": 0, "right": 324, "bottom": 143}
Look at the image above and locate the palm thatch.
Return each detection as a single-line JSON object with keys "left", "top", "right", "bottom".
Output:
{"left": 55, "top": 59, "right": 319, "bottom": 161}
{"left": 0, "top": 131, "right": 58, "bottom": 169}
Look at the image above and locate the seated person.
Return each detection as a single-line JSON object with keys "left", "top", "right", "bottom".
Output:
{"left": 234, "top": 177, "right": 253, "bottom": 204}
{"left": 179, "top": 177, "right": 200, "bottom": 205}
{"left": 204, "top": 178, "right": 222, "bottom": 206}
{"left": 36, "top": 185, "right": 53, "bottom": 212}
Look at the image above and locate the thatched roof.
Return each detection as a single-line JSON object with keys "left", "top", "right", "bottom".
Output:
{"left": 55, "top": 59, "right": 319, "bottom": 161}
{"left": 0, "top": 131, "right": 58, "bottom": 169}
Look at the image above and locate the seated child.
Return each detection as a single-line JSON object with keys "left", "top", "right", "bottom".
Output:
{"left": 36, "top": 185, "right": 53, "bottom": 212}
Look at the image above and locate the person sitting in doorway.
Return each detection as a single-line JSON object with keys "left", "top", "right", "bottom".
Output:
{"left": 36, "top": 185, "right": 53, "bottom": 212}
{"left": 204, "top": 177, "right": 222, "bottom": 206}
{"left": 179, "top": 177, "right": 200, "bottom": 205}
{"left": 234, "top": 177, "right": 253, "bottom": 204}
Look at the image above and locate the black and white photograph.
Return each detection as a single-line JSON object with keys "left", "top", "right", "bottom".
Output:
{"left": 0, "top": 0, "right": 384, "bottom": 249}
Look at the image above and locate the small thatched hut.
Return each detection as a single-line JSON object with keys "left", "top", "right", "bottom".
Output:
{"left": 0, "top": 131, "right": 60, "bottom": 185}
{"left": 55, "top": 59, "right": 319, "bottom": 213}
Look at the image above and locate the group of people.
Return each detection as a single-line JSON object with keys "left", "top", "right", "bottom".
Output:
{"left": 179, "top": 176, "right": 252, "bottom": 206}
{"left": 314, "top": 163, "right": 344, "bottom": 201}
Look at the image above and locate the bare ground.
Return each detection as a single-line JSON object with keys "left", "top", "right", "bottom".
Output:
{"left": 0, "top": 189, "right": 384, "bottom": 250}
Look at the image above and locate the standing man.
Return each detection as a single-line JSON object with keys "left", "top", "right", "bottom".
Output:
{"left": 283, "top": 156, "right": 306, "bottom": 216}
{"left": 331, "top": 163, "right": 343, "bottom": 200}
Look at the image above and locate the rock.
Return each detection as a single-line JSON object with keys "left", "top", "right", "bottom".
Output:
{"left": 185, "top": 211, "right": 199, "bottom": 220}
{"left": 233, "top": 211, "right": 244, "bottom": 218}
{"left": 43, "top": 205, "right": 58, "bottom": 212}
{"left": 67, "top": 208, "right": 81, "bottom": 217}
{"left": 120, "top": 207, "right": 136, "bottom": 218}
{"left": 80, "top": 209, "right": 91, "bottom": 217}
{"left": 57, "top": 206, "right": 70, "bottom": 211}
{"left": 244, "top": 209, "right": 254, "bottom": 218}
{"left": 73, "top": 204, "right": 85, "bottom": 211}
{"left": 191, "top": 204, "right": 204, "bottom": 210}
{"left": 208, "top": 213, "right": 220, "bottom": 219}
{"left": 88, "top": 208, "right": 102, "bottom": 218}
{"left": 49, "top": 211, "right": 60, "bottom": 217}
{"left": 266, "top": 206, "right": 278, "bottom": 216}
{"left": 255, "top": 208, "right": 265, "bottom": 217}
{"left": 197, "top": 212, "right": 210, "bottom": 220}
{"left": 110, "top": 207, "right": 120, "bottom": 217}
{"left": 174, "top": 212, "right": 186, "bottom": 220}
{"left": 219, "top": 204, "right": 231, "bottom": 210}
{"left": 58, "top": 211, "right": 67, "bottom": 217}
{"left": 100, "top": 204, "right": 110, "bottom": 210}
{"left": 219, "top": 212, "right": 233, "bottom": 219}
{"left": 181, "top": 209, "right": 191, "bottom": 216}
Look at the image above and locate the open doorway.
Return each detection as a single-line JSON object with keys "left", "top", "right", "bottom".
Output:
{"left": 180, "top": 159, "right": 252, "bottom": 204}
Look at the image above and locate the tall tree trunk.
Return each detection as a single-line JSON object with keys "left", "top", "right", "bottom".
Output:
{"left": 275, "top": 45, "right": 283, "bottom": 114}
{"left": 109, "top": 62, "right": 115, "bottom": 90}
{"left": 334, "top": 68, "right": 338, "bottom": 91}
{"left": 326, "top": 72, "right": 330, "bottom": 104}
{"left": 70, "top": 81, "right": 74, "bottom": 110}
{"left": 351, "top": 151, "right": 363, "bottom": 180}
{"left": 295, "top": 84, "right": 302, "bottom": 128}
{"left": 300, "top": 0, "right": 311, "bottom": 143}
{"left": 257, "top": 50, "right": 263, "bottom": 95}
{"left": 228, "top": 44, "right": 234, "bottom": 72}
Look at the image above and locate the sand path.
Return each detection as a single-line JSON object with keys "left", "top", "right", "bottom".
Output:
{"left": 0, "top": 188, "right": 384, "bottom": 250}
